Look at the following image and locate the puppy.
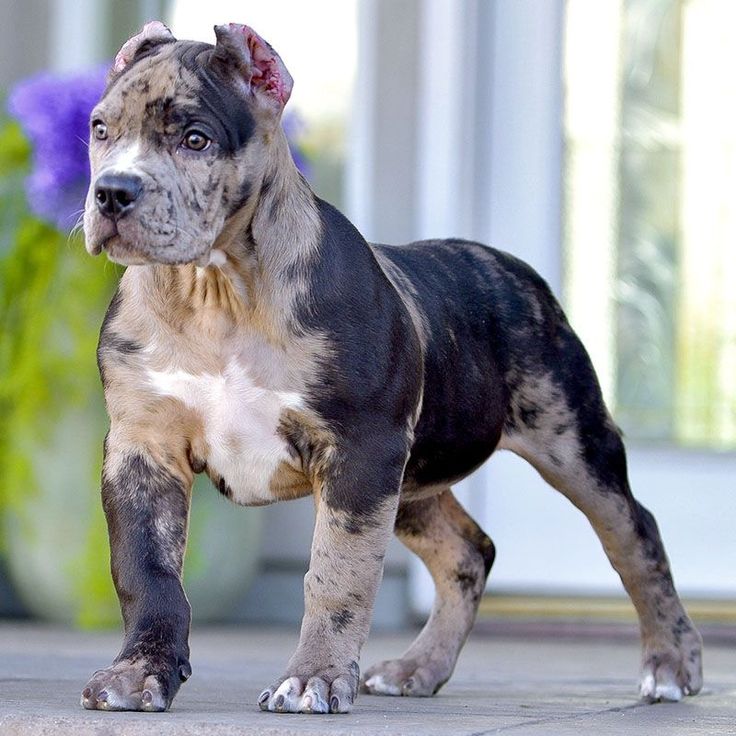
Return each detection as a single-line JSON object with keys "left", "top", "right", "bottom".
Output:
{"left": 80, "top": 21, "right": 702, "bottom": 714}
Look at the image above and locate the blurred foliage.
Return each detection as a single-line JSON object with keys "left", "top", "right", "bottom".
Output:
{"left": 0, "top": 112, "right": 121, "bottom": 625}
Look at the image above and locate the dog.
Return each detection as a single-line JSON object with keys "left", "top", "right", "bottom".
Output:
{"left": 79, "top": 21, "right": 702, "bottom": 714}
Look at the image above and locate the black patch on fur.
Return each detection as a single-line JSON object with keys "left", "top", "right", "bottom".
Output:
{"left": 227, "top": 179, "right": 252, "bottom": 217}
{"left": 473, "top": 530, "right": 496, "bottom": 578}
{"left": 342, "top": 518, "right": 364, "bottom": 535}
{"left": 187, "top": 451, "right": 207, "bottom": 475}
{"left": 217, "top": 477, "right": 232, "bottom": 499}
{"left": 634, "top": 502, "right": 671, "bottom": 568}
{"left": 106, "top": 334, "right": 142, "bottom": 354}
{"left": 260, "top": 173, "right": 274, "bottom": 197}
{"left": 330, "top": 609, "right": 354, "bottom": 634}
{"left": 97, "top": 289, "right": 141, "bottom": 387}
{"left": 277, "top": 412, "right": 332, "bottom": 481}
{"left": 454, "top": 566, "right": 479, "bottom": 594}
{"left": 99, "top": 288, "right": 122, "bottom": 334}
{"left": 268, "top": 193, "right": 282, "bottom": 222}
{"left": 519, "top": 403, "right": 540, "bottom": 429}
{"left": 394, "top": 499, "right": 431, "bottom": 537}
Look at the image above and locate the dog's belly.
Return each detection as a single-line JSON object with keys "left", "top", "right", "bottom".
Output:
{"left": 147, "top": 360, "right": 303, "bottom": 504}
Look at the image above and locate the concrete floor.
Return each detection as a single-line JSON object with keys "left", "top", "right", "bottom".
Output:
{"left": 0, "top": 623, "right": 734, "bottom": 735}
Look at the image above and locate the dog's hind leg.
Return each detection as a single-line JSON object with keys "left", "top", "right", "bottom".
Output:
{"left": 499, "top": 345, "right": 703, "bottom": 702}
{"left": 362, "top": 489, "right": 495, "bottom": 697}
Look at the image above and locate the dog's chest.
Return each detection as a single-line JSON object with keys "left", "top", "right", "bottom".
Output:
{"left": 147, "top": 358, "right": 303, "bottom": 504}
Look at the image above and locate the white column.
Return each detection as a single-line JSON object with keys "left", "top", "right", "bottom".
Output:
{"left": 483, "top": 0, "right": 565, "bottom": 293}
{"left": 50, "top": 0, "right": 109, "bottom": 72}
{"left": 345, "top": 0, "right": 422, "bottom": 244}
{"left": 345, "top": 0, "right": 379, "bottom": 237}
{"left": 414, "top": 0, "right": 477, "bottom": 240}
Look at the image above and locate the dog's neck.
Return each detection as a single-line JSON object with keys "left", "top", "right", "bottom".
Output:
{"left": 136, "top": 128, "right": 321, "bottom": 341}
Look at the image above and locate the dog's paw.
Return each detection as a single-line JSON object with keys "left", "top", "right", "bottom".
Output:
{"left": 80, "top": 656, "right": 191, "bottom": 712}
{"left": 361, "top": 657, "right": 449, "bottom": 697}
{"left": 639, "top": 628, "right": 703, "bottom": 703}
{"left": 258, "top": 661, "right": 360, "bottom": 714}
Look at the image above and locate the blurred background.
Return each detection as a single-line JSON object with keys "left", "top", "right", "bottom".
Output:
{"left": 1, "top": 0, "right": 734, "bottom": 633}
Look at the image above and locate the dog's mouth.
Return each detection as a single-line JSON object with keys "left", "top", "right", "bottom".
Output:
{"left": 100, "top": 234, "right": 155, "bottom": 266}
{"left": 85, "top": 207, "right": 214, "bottom": 266}
{"left": 98, "top": 232, "right": 212, "bottom": 267}
{"left": 87, "top": 221, "right": 161, "bottom": 265}
{"left": 84, "top": 220, "right": 147, "bottom": 265}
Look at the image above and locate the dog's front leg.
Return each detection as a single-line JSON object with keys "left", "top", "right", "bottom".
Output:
{"left": 258, "top": 435, "right": 407, "bottom": 714}
{"left": 81, "top": 441, "right": 193, "bottom": 712}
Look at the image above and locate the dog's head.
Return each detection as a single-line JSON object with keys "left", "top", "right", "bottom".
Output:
{"left": 84, "top": 21, "right": 293, "bottom": 265}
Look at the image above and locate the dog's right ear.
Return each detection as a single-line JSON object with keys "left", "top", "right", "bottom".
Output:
{"left": 109, "top": 21, "right": 176, "bottom": 81}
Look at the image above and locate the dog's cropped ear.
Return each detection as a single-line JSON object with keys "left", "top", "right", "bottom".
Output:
{"left": 212, "top": 24, "right": 293, "bottom": 117}
{"left": 110, "top": 21, "right": 176, "bottom": 80}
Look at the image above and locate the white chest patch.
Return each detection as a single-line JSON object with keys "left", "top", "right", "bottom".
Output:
{"left": 147, "top": 360, "right": 303, "bottom": 504}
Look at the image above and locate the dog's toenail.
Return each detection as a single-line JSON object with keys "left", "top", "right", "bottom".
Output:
{"left": 82, "top": 687, "right": 92, "bottom": 699}
{"left": 141, "top": 689, "right": 152, "bottom": 704}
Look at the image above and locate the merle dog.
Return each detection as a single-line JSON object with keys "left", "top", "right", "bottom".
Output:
{"left": 80, "top": 21, "right": 702, "bottom": 714}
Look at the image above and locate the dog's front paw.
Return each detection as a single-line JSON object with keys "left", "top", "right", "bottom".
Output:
{"left": 639, "top": 627, "right": 703, "bottom": 702}
{"left": 80, "top": 656, "right": 191, "bottom": 712}
{"left": 361, "top": 656, "right": 449, "bottom": 697}
{"left": 258, "top": 661, "right": 360, "bottom": 714}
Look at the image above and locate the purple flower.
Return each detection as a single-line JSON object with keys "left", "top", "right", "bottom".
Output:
{"left": 8, "top": 67, "right": 107, "bottom": 232}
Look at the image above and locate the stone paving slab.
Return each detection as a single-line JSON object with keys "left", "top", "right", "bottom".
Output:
{"left": 0, "top": 624, "right": 733, "bottom": 735}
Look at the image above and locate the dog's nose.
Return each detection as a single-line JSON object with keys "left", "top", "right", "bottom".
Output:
{"left": 94, "top": 173, "right": 143, "bottom": 219}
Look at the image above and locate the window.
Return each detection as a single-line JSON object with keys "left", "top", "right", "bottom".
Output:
{"left": 564, "top": 0, "right": 736, "bottom": 448}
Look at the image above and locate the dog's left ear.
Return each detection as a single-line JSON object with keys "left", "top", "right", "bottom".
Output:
{"left": 213, "top": 24, "right": 293, "bottom": 116}
{"left": 110, "top": 21, "right": 176, "bottom": 79}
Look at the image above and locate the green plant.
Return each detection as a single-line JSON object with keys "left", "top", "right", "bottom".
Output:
{"left": 0, "top": 112, "right": 122, "bottom": 625}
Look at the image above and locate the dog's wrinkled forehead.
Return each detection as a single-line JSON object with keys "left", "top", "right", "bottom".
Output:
{"left": 98, "top": 40, "right": 255, "bottom": 154}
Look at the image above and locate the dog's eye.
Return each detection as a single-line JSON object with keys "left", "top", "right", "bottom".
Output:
{"left": 182, "top": 130, "right": 211, "bottom": 152}
{"left": 92, "top": 120, "right": 108, "bottom": 141}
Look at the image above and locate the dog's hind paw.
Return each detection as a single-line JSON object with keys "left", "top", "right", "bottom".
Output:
{"left": 639, "top": 671, "right": 683, "bottom": 702}
{"left": 361, "top": 657, "right": 449, "bottom": 697}
{"left": 638, "top": 628, "right": 703, "bottom": 703}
